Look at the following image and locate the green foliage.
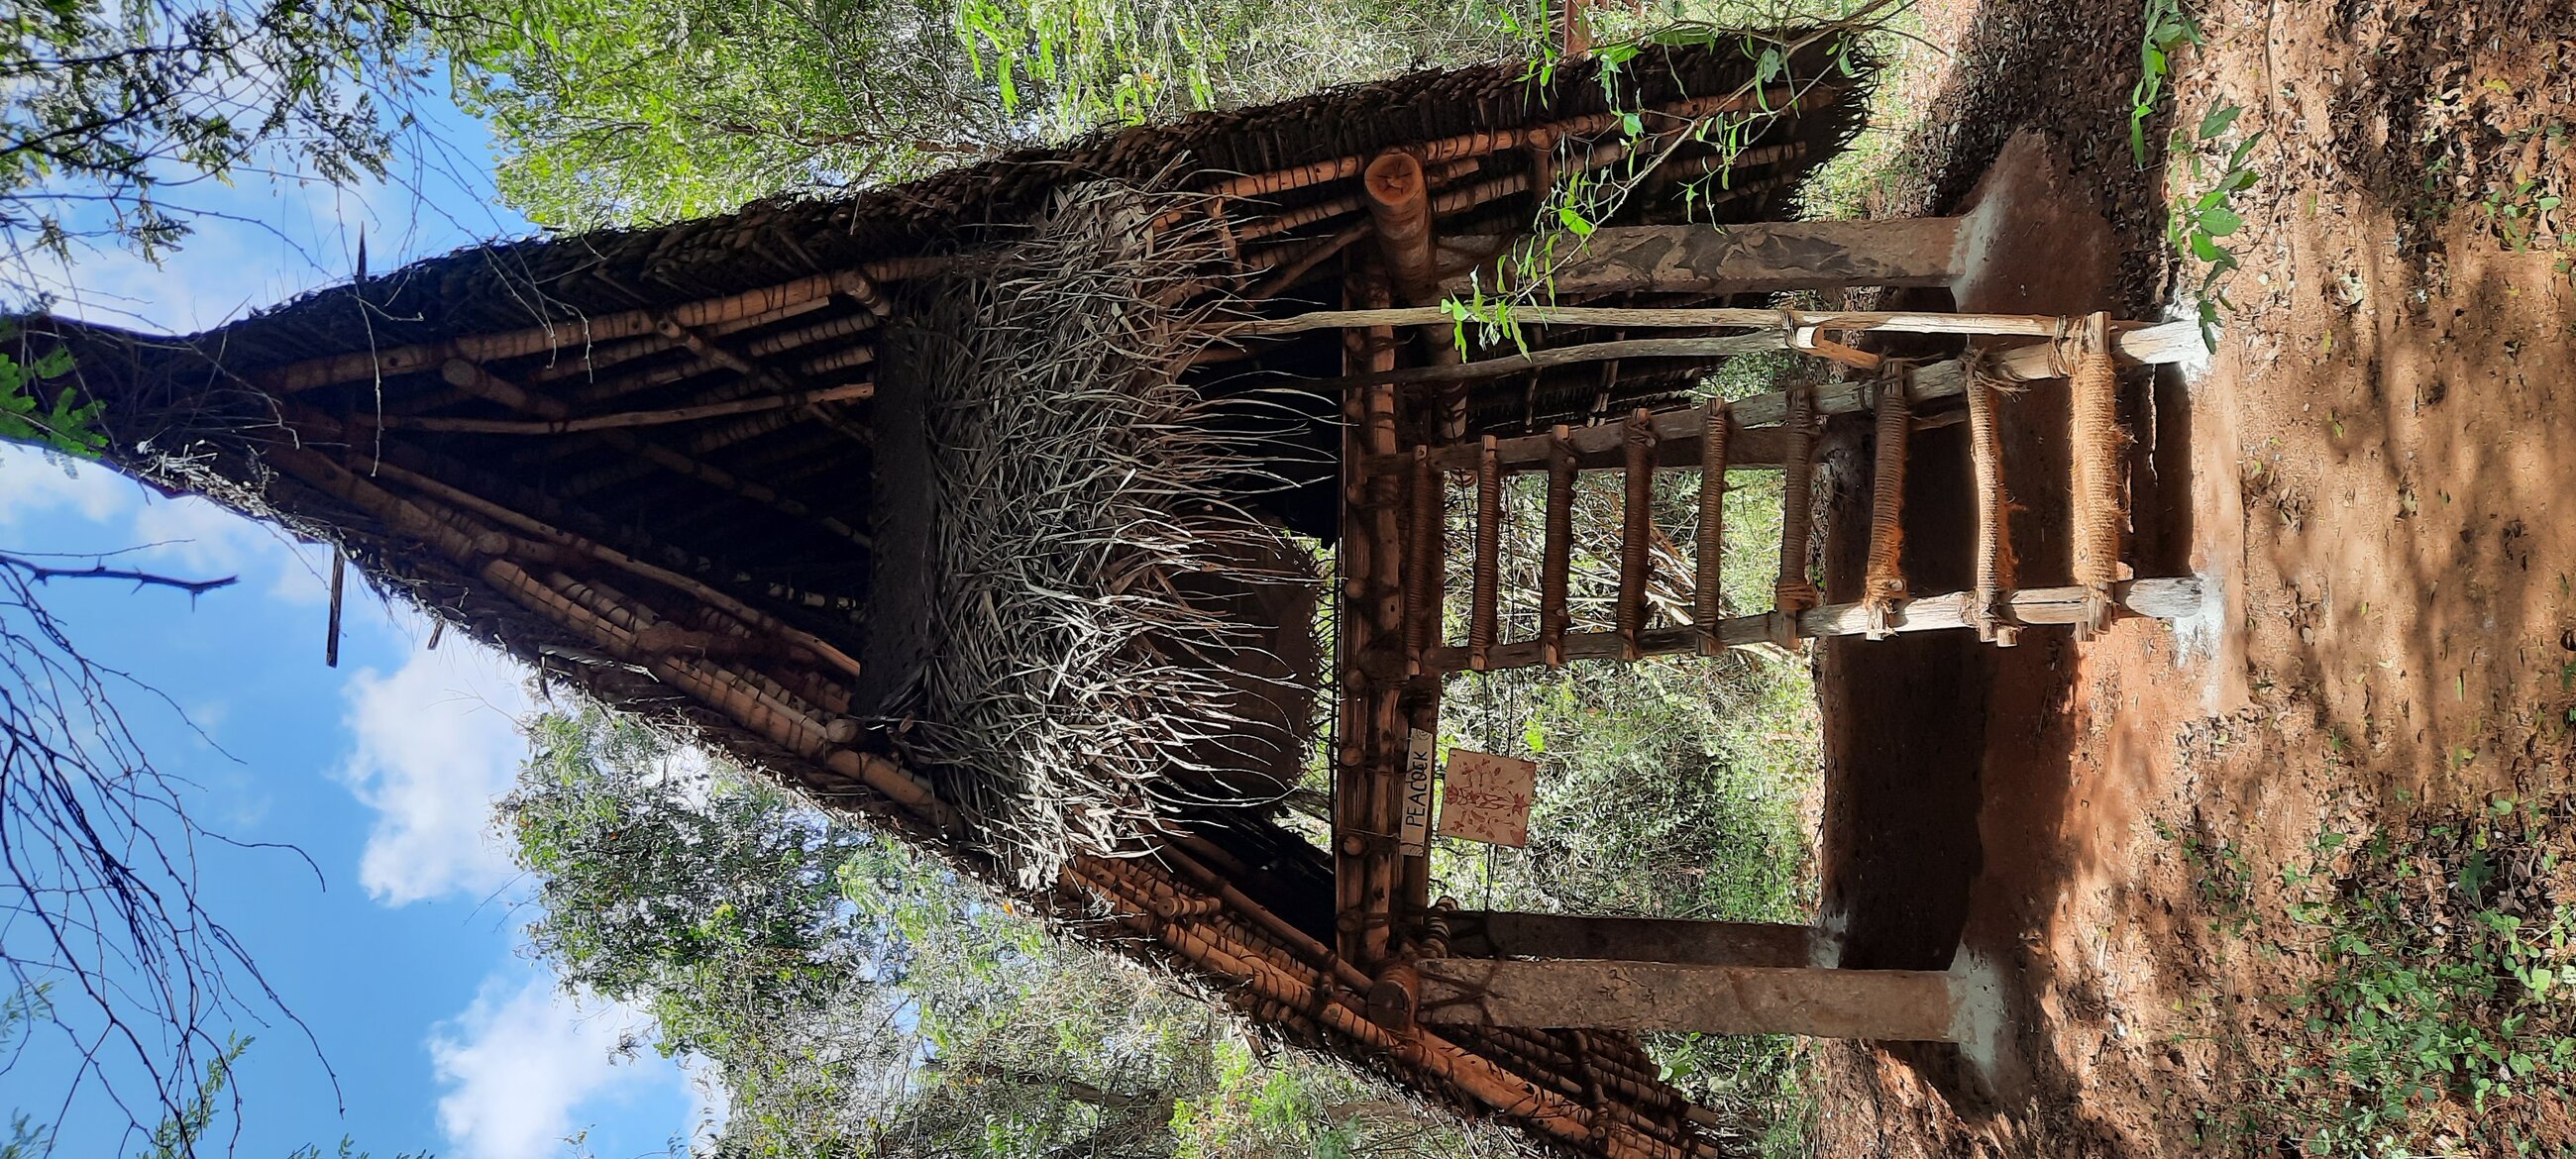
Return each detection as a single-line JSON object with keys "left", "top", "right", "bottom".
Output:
{"left": 2183, "top": 797, "right": 2576, "bottom": 1157}
{"left": 2167, "top": 103, "right": 2261, "bottom": 351}
{"left": 2127, "top": 0, "right": 2200, "bottom": 167}
{"left": 438, "top": 0, "right": 1509, "bottom": 229}
{"left": 0, "top": 331, "right": 100, "bottom": 457}
{"left": 1449, "top": 12, "right": 1890, "bottom": 332}
{"left": 0, "top": 0, "right": 423, "bottom": 284}
{"left": 506, "top": 708, "right": 1500, "bottom": 1159}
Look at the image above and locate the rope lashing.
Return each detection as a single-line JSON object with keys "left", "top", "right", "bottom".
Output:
{"left": 1539, "top": 425, "right": 1576, "bottom": 668}
{"left": 1694, "top": 396, "right": 1732, "bottom": 655}
{"left": 1616, "top": 409, "right": 1658, "bottom": 662}
{"left": 1861, "top": 360, "right": 1914, "bottom": 640}
{"left": 2068, "top": 310, "right": 2126, "bottom": 640}
{"left": 1771, "top": 382, "right": 1821, "bottom": 643}
{"left": 1962, "top": 347, "right": 2023, "bottom": 647}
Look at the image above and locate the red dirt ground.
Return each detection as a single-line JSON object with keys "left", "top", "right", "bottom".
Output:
{"left": 1805, "top": 1, "right": 2576, "bottom": 1153}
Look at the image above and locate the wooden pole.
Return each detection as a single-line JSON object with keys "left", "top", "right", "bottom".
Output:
{"left": 1362, "top": 152, "right": 1441, "bottom": 306}
{"left": 1416, "top": 958, "right": 1962, "bottom": 1041}
{"left": 1444, "top": 219, "right": 1966, "bottom": 300}
{"left": 1693, "top": 399, "right": 1730, "bottom": 654}
{"left": 1421, "top": 576, "right": 2206, "bottom": 672}
{"left": 264, "top": 267, "right": 905, "bottom": 393}
{"left": 1447, "top": 911, "right": 1828, "bottom": 968}
{"left": 1539, "top": 427, "right": 1574, "bottom": 668}
{"left": 1203, "top": 304, "right": 2161, "bottom": 341}
{"left": 325, "top": 546, "right": 345, "bottom": 668}
{"left": 1615, "top": 410, "right": 1655, "bottom": 661}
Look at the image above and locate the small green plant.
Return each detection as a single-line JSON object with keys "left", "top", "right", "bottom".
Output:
{"left": 0, "top": 334, "right": 99, "bottom": 458}
{"left": 2476, "top": 176, "right": 2562, "bottom": 252}
{"left": 2249, "top": 796, "right": 2576, "bottom": 1156}
{"left": 2169, "top": 103, "right": 2262, "bottom": 350}
{"left": 2128, "top": 0, "right": 2202, "bottom": 166}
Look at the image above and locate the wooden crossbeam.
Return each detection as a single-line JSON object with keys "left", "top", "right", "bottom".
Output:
{"left": 1440, "top": 219, "right": 1966, "bottom": 300}
{"left": 1417, "top": 957, "right": 1961, "bottom": 1041}
{"left": 1446, "top": 911, "right": 1828, "bottom": 969}
{"left": 1418, "top": 577, "right": 2203, "bottom": 673}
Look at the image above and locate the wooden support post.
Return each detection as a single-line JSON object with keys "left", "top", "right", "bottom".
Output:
{"left": 1966, "top": 353, "right": 2021, "bottom": 646}
{"left": 1694, "top": 398, "right": 1730, "bottom": 654}
{"left": 1771, "top": 384, "right": 1819, "bottom": 646}
{"left": 2069, "top": 311, "right": 2124, "bottom": 640}
{"left": 1540, "top": 426, "right": 1574, "bottom": 668}
{"left": 1862, "top": 367, "right": 1912, "bottom": 640}
{"left": 1363, "top": 152, "right": 1441, "bottom": 306}
{"left": 1441, "top": 218, "right": 1967, "bottom": 300}
{"left": 1468, "top": 436, "right": 1501, "bottom": 672}
{"left": 1416, "top": 957, "right": 1963, "bottom": 1041}
{"left": 1616, "top": 410, "right": 1656, "bottom": 661}
{"left": 1447, "top": 911, "right": 1829, "bottom": 968}
{"left": 1406, "top": 447, "right": 1442, "bottom": 674}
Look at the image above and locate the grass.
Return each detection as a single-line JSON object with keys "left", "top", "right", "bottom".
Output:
{"left": 2177, "top": 794, "right": 2576, "bottom": 1158}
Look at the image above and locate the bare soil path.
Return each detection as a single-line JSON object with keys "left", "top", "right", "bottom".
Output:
{"left": 1807, "top": 2, "right": 2576, "bottom": 1154}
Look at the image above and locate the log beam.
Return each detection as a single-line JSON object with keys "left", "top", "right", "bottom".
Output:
{"left": 1416, "top": 957, "right": 1962, "bottom": 1041}
{"left": 1443, "top": 218, "right": 1966, "bottom": 300}
{"left": 1448, "top": 912, "right": 1830, "bottom": 968}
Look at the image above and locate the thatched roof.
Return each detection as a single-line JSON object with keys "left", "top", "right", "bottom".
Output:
{"left": 23, "top": 36, "right": 1871, "bottom": 1159}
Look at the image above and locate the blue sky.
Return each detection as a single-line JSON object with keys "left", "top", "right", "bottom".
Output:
{"left": 0, "top": 88, "right": 714, "bottom": 1159}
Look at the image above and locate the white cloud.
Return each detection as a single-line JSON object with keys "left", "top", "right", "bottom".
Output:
{"left": 0, "top": 448, "right": 135, "bottom": 530}
{"left": 0, "top": 447, "right": 333, "bottom": 603}
{"left": 429, "top": 972, "right": 662, "bottom": 1159}
{"left": 337, "top": 639, "right": 534, "bottom": 905}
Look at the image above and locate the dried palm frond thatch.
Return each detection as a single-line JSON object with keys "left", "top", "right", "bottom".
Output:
{"left": 876, "top": 183, "right": 1322, "bottom": 884}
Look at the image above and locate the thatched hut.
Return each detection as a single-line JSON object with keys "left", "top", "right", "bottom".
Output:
{"left": 12, "top": 33, "right": 2156, "bottom": 1158}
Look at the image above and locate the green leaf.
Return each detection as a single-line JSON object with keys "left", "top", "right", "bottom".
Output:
{"left": 2460, "top": 849, "right": 2495, "bottom": 898}
{"left": 2199, "top": 104, "right": 2242, "bottom": 140}
{"left": 1556, "top": 204, "right": 1595, "bottom": 237}
{"left": 2200, "top": 205, "right": 2243, "bottom": 236}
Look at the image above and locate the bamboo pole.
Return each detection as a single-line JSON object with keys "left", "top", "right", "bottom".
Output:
{"left": 1616, "top": 410, "right": 1655, "bottom": 661}
{"left": 1540, "top": 427, "right": 1574, "bottom": 667}
{"left": 1201, "top": 304, "right": 2164, "bottom": 340}
{"left": 378, "top": 380, "right": 874, "bottom": 434}
{"left": 264, "top": 266, "right": 912, "bottom": 393}
{"left": 360, "top": 459, "right": 865, "bottom": 679}
{"left": 1693, "top": 399, "right": 1729, "bottom": 654}
{"left": 1180, "top": 84, "right": 1818, "bottom": 208}
{"left": 264, "top": 446, "right": 952, "bottom": 827}
{"left": 429, "top": 359, "right": 870, "bottom": 546}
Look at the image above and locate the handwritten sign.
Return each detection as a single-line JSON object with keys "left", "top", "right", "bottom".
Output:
{"left": 1399, "top": 730, "right": 1437, "bottom": 855}
{"left": 1437, "top": 749, "right": 1537, "bottom": 847}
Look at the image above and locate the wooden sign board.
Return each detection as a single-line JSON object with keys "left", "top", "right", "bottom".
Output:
{"left": 1399, "top": 730, "right": 1437, "bottom": 855}
{"left": 1437, "top": 750, "right": 1537, "bottom": 847}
